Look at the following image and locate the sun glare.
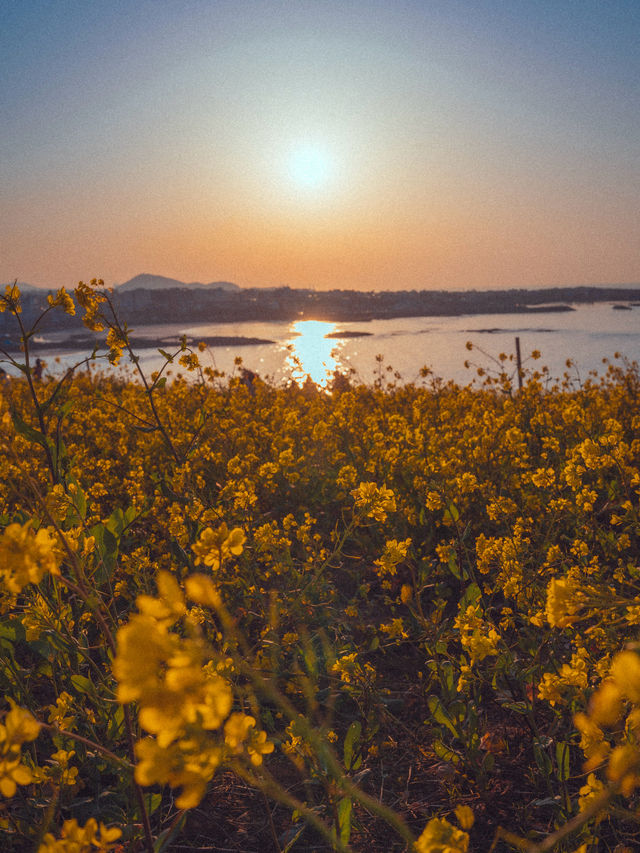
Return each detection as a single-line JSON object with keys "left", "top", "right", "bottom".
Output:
{"left": 287, "top": 146, "right": 331, "bottom": 190}
{"left": 283, "top": 320, "right": 342, "bottom": 385}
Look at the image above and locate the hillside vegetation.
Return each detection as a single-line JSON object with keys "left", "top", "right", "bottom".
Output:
{"left": 1, "top": 281, "right": 640, "bottom": 852}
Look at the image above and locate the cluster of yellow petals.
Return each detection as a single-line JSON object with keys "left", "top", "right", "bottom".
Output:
{"left": 46, "top": 287, "right": 76, "bottom": 316}
{"left": 415, "top": 809, "right": 472, "bottom": 853}
{"left": 0, "top": 521, "right": 60, "bottom": 593}
{"left": 0, "top": 701, "right": 41, "bottom": 798}
{"left": 454, "top": 604, "right": 500, "bottom": 666}
{"left": 191, "top": 522, "right": 246, "bottom": 571}
{"left": 38, "top": 818, "right": 121, "bottom": 852}
{"left": 0, "top": 282, "right": 21, "bottom": 312}
{"left": 571, "top": 650, "right": 640, "bottom": 799}
{"left": 538, "top": 651, "right": 589, "bottom": 706}
{"left": 374, "top": 537, "right": 411, "bottom": 577}
{"left": 351, "top": 481, "right": 396, "bottom": 522}
{"left": 74, "top": 279, "right": 106, "bottom": 331}
{"left": 545, "top": 576, "right": 583, "bottom": 628}
{"left": 105, "top": 327, "right": 128, "bottom": 365}
{"left": 113, "top": 568, "right": 272, "bottom": 809}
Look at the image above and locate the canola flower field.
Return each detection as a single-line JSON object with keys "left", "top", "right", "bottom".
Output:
{"left": 2, "top": 280, "right": 640, "bottom": 852}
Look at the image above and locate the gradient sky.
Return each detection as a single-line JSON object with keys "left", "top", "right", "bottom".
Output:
{"left": 2, "top": 0, "right": 639, "bottom": 292}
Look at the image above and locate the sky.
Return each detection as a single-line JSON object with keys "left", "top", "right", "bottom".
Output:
{"left": 2, "top": 0, "right": 640, "bottom": 292}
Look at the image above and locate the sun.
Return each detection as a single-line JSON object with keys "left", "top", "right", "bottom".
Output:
{"left": 287, "top": 146, "right": 331, "bottom": 190}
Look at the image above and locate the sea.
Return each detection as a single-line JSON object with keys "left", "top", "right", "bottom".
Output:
{"left": 15, "top": 301, "right": 640, "bottom": 388}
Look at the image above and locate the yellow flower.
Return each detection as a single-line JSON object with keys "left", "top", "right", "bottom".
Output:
{"left": 1, "top": 283, "right": 21, "bottom": 312}
{"left": 247, "top": 728, "right": 274, "bottom": 765}
{"left": 179, "top": 352, "right": 200, "bottom": 371}
{"left": 589, "top": 680, "right": 624, "bottom": 727}
{"left": 137, "top": 570, "right": 186, "bottom": 625}
{"left": 105, "top": 327, "right": 127, "bottom": 365}
{"left": 400, "top": 583, "right": 413, "bottom": 604}
{"left": 74, "top": 279, "right": 105, "bottom": 331}
{"left": 192, "top": 523, "right": 246, "bottom": 570}
{"left": 38, "top": 817, "right": 121, "bottom": 852}
{"left": 374, "top": 538, "right": 411, "bottom": 576}
{"left": 47, "top": 287, "right": 76, "bottom": 316}
{"left": 224, "top": 713, "right": 256, "bottom": 751}
{"left": 113, "top": 614, "right": 176, "bottom": 704}
{"left": 607, "top": 744, "right": 640, "bottom": 796}
{"left": 578, "top": 772, "right": 606, "bottom": 817}
{"left": 134, "top": 737, "right": 222, "bottom": 810}
{"left": 574, "top": 712, "right": 611, "bottom": 769}
{"left": 185, "top": 573, "right": 222, "bottom": 609}
{"left": 454, "top": 805, "right": 474, "bottom": 830}
{"left": 545, "top": 577, "right": 582, "bottom": 628}
{"left": 0, "top": 522, "right": 60, "bottom": 593}
{"left": 0, "top": 702, "right": 41, "bottom": 798}
{"left": 47, "top": 692, "right": 75, "bottom": 731}
{"left": 610, "top": 650, "right": 640, "bottom": 704}
{"left": 415, "top": 816, "right": 469, "bottom": 853}
{"left": 351, "top": 482, "right": 396, "bottom": 523}
{"left": 454, "top": 605, "right": 500, "bottom": 664}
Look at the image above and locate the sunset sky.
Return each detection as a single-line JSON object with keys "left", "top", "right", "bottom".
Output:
{"left": 2, "top": 0, "right": 639, "bottom": 292}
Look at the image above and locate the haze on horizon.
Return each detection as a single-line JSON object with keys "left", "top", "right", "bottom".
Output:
{"left": 2, "top": 1, "right": 639, "bottom": 294}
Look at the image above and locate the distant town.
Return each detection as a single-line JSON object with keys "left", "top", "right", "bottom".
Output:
{"left": 2, "top": 277, "right": 640, "bottom": 343}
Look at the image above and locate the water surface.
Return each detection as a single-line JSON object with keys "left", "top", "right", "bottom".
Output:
{"left": 17, "top": 302, "right": 640, "bottom": 386}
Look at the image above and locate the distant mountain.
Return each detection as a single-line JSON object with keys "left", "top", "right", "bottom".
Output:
{"left": 116, "top": 274, "right": 240, "bottom": 293}
{"left": 1, "top": 281, "right": 49, "bottom": 293}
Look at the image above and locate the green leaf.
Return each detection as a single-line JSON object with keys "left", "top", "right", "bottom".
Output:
{"left": 343, "top": 721, "right": 361, "bottom": 770}
{"left": 148, "top": 793, "right": 163, "bottom": 815}
{"left": 105, "top": 504, "right": 136, "bottom": 538}
{"left": 67, "top": 480, "right": 87, "bottom": 522}
{"left": 443, "top": 502, "right": 460, "bottom": 524}
{"left": 157, "top": 348, "right": 174, "bottom": 362}
{"left": 447, "top": 550, "right": 461, "bottom": 579}
{"left": 11, "top": 409, "right": 51, "bottom": 452}
{"left": 108, "top": 705, "right": 125, "bottom": 739}
{"left": 154, "top": 811, "right": 187, "bottom": 852}
{"left": 427, "top": 695, "right": 459, "bottom": 738}
{"left": 500, "top": 700, "right": 530, "bottom": 715}
{"left": 433, "top": 738, "right": 460, "bottom": 764}
{"left": 337, "top": 797, "right": 352, "bottom": 845}
{"left": 555, "top": 741, "right": 570, "bottom": 781}
{"left": 533, "top": 738, "right": 553, "bottom": 774}
{"left": 0, "top": 624, "right": 17, "bottom": 642}
{"left": 459, "top": 582, "right": 481, "bottom": 612}
{"left": 91, "top": 523, "right": 118, "bottom": 580}
{"left": 303, "top": 644, "right": 317, "bottom": 678}
{"left": 70, "top": 674, "right": 95, "bottom": 696}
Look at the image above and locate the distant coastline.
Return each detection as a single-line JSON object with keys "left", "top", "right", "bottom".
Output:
{"left": 1, "top": 334, "right": 275, "bottom": 354}
{"left": 1, "top": 283, "right": 639, "bottom": 342}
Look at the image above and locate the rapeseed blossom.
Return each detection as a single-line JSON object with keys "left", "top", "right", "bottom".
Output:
{"left": 415, "top": 817, "right": 469, "bottom": 853}
{"left": 545, "top": 577, "right": 582, "bottom": 627}
{"left": 0, "top": 521, "right": 60, "bottom": 593}
{"left": 46, "top": 287, "right": 76, "bottom": 316}
{"left": 351, "top": 481, "right": 396, "bottom": 522}
{"left": 113, "top": 567, "right": 272, "bottom": 809}
{"left": 38, "top": 818, "right": 121, "bottom": 852}
{"left": 0, "top": 702, "right": 41, "bottom": 797}
{"left": 192, "top": 523, "right": 246, "bottom": 570}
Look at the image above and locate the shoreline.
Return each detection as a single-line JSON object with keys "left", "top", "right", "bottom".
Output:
{"left": 1, "top": 334, "right": 276, "bottom": 354}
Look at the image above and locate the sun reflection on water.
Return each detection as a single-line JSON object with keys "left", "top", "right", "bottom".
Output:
{"left": 283, "top": 320, "right": 343, "bottom": 386}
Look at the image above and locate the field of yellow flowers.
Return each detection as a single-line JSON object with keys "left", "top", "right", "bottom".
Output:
{"left": 2, "top": 280, "right": 640, "bottom": 852}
